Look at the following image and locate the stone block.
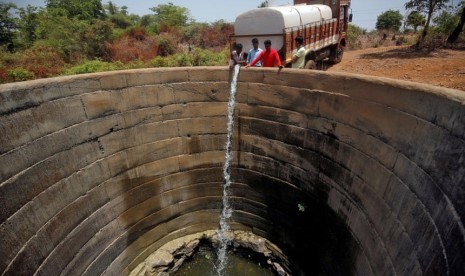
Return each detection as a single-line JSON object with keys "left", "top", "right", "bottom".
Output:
{"left": 246, "top": 83, "right": 319, "bottom": 116}
{"left": 188, "top": 66, "right": 229, "bottom": 82}
{"left": 161, "top": 102, "right": 226, "bottom": 121}
{"left": 99, "top": 72, "right": 128, "bottom": 90}
{"left": 80, "top": 90, "right": 122, "bottom": 119}
{"left": 0, "top": 77, "right": 100, "bottom": 115}
{"left": 171, "top": 82, "right": 229, "bottom": 104}
{"left": 0, "top": 96, "right": 86, "bottom": 154}
{"left": 126, "top": 68, "right": 191, "bottom": 87}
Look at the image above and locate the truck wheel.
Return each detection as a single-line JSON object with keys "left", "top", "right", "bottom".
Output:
{"left": 304, "top": 60, "right": 316, "bottom": 69}
{"left": 331, "top": 46, "right": 344, "bottom": 64}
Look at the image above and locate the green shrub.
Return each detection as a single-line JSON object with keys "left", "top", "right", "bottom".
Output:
{"left": 150, "top": 49, "right": 227, "bottom": 67}
{"left": 65, "top": 60, "right": 125, "bottom": 75}
{"left": 347, "top": 24, "right": 366, "bottom": 49}
{"left": 7, "top": 68, "right": 34, "bottom": 81}
{"left": 174, "top": 53, "right": 192, "bottom": 66}
{"left": 0, "top": 47, "right": 21, "bottom": 66}
{"left": 124, "top": 59, "right": 148, "bottom": 69}
{"left": 191, "top": 48, "right": 228, "bottom": 66}
{"left": 156, "top": 35, "right": 177, "bottom": 57}
{"left": 150, "top": 56, "right": 176, "bottom": 67}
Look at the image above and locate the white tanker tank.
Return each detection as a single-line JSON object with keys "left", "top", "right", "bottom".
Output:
{"left": 234, "top": 5, "right": 332, "bottom": 52}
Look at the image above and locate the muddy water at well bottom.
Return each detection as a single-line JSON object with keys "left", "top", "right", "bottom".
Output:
{"left": 172, "top": 249, "right": 275, "bottom": 276}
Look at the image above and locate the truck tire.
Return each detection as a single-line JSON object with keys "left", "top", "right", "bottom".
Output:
{"left": 304, "top": 60, "right": 316, "bottom": 69}
{"left": 330, "top": 45, "right": 344, "bottom": 64}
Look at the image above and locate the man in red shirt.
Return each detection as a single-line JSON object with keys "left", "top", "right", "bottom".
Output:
{"left": 246, "top": 40, "right": 283, "bottom": 69}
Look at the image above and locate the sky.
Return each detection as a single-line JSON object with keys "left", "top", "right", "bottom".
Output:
{"left": 10, "top": 0, "right": 408, "bottom": 30}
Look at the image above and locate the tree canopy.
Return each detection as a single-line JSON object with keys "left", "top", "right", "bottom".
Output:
{"left": 405, "top": 0, "right": 450, "bottom": 47}
{"left": 405, "top": 0, "right": 449, "bottom": 13}
{"left": 150, "top": 3, "right": 191, "bottom": 29}
{"left": 376, "top": 10, "right": 404, "bottom": 31}
{"left": 0, "top": 2, "right": 17, "bottom": 50}
{"left": 447, "top": 1, "right": 465, "bottom": 43}
{"left": 406, "top": 11, "right": 426, "bottom": 32}
{"left": 259, "top": 1, "right": 270, "bottom": 8}
{"left": 45, "top": 0, "right": 105, "bottom": 21}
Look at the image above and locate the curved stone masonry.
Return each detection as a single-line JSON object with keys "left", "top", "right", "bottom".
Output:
{"left": 0, "top": 67, "right": 464, "bottom": 275}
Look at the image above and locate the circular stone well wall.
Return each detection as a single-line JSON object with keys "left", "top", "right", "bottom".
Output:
{"left": 0, "top": 67, "right": 464, "bottom": 275}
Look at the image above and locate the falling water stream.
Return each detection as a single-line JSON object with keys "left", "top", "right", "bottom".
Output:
{"left": 215, "top": 64, "right": 241, "bottom": 276}
{"left": 173, "top": 65, "right": 274, "bottom": 276}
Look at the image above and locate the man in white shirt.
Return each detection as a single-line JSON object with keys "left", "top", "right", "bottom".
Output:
{"left": 247, "top": 38, "right": 263, "bottom": 67}
{"left": 229, "top": 43, "right": 246, "bottom": 69}
{"left": 291, "top": 36, "right": 306, "bottom": 69}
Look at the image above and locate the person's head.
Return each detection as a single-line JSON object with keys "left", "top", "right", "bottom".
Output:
{"left": 295, "top": 36, "right": 303, "bottom": 45}
{"left": 264, "top": 40, "right": 272, "bottom": 50}
{"left": 235, "top": 43, "right": 243, "bottom": 52}
{"left": 252, "top": 38, "right": 259, "bottom": 49}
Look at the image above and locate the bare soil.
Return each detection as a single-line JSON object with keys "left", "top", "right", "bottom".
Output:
{"left": 327, "top": 45, "right": 465, "bottom": 91}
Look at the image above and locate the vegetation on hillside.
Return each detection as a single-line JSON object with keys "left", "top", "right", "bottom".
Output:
{"left": 350, "top": 0, "right": 464, "bottom": 50}
{"left": 0, "top": 1, "right": 232, "bottom": 83}
{"left": 0, "top": 0, "right": 463, "bottom": 83}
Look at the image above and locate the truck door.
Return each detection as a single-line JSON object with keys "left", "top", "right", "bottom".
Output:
{"left": 339, "top": 4, "right": 346, "bottom": 35}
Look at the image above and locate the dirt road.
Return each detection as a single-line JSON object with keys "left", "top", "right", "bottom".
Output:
{"left": 327, "top": 46, "right": 465, "bottom": 91}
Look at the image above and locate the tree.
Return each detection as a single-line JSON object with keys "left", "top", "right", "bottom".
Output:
{"left": 35, "top": 8, "right": 87, "bottom": 60}
{"left": 83, "top": 19, "right": 113, "bottom": 58}
{"left": 447, "top": 1, "right": 465, "bottom": 43}
{"left": 35, "top": 7, "right": 110, "bottom": 61}
{"left": 45, "top": 0, "right": 105, "bottom": 21}
{"left": 120, "top": 6, "right": 128, "bottom": 16}
{"left": 259, "top": 1, "right": 270, "bottom": 7}
{"left": 0, "top": 2, "right": 17, "bottom": 51}
{"left": 150, "top": 3, "right": 191, "bottom": 30}
{"left": 182, "top": 22, "right": 208, "bottom": 46}
{"left": 105, "top": 1, "right": 117, "bottom": 15}
{"left": 406, "top": 11, "right": 426, "bottom": 32}
{"left": 110, "top": 13, "right": 132, "bottom": 29}
{"left": 376, "top": 10, "right": 404, "bottom": 31}
{"left": 140, "top": 14, "right": 158, "bottom": 34}
{"left": 434, "top": 10, "right": 458, "bottom": 33}
{"left": 104, "top": 2, "right": 133, "bottom": 29}
{"left": 405, "top": 0, "right": 450, "bottom": 48}
{"left": 17, "top": 5, "right": 39, "bottom": 48}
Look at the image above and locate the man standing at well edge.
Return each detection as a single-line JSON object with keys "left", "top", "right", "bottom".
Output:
{"left": 291, "top": 36, "right": 305, "bottom": 69}
{"left": 247, "top": 38, "right": 263, "bottom": 67}
{"left": 246, "top": 39, "right": 283, "bottom": 69}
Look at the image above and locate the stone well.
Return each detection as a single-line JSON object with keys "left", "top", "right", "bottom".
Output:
{"left": 0, "top": 67, "right": 464, "bottom": 275}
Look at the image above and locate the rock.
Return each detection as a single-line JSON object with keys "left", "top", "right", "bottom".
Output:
{"left": 272, "top": 262, "right": 289, "bottom": 276}
{"left": 173, "top": 238, "right": 200, "bottom": 257}
{"left": 145, "top": 249, "right": 174, "bottom": 270}
{"left": 233, "top": 231, "right": 271, "bottom": 255}
{"left": 171, "top": 256, "right": 186, "bottom": 272}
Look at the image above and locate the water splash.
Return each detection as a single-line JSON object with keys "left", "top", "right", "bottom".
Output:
{"left": 216, "top": 64, "right": 240, "bottom": 275}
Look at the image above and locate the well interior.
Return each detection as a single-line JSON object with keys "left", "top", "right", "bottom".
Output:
{"left": 1, "top": 67, "right": 464, "bottom": 275}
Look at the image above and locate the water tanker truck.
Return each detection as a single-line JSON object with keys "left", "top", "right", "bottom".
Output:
{"left": 231, "top": 0, "right": 352, "bottom": 69}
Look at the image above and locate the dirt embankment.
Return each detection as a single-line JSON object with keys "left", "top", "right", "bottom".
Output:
{"left": 327, "top": 46, "right": 465, "bottom": 91}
